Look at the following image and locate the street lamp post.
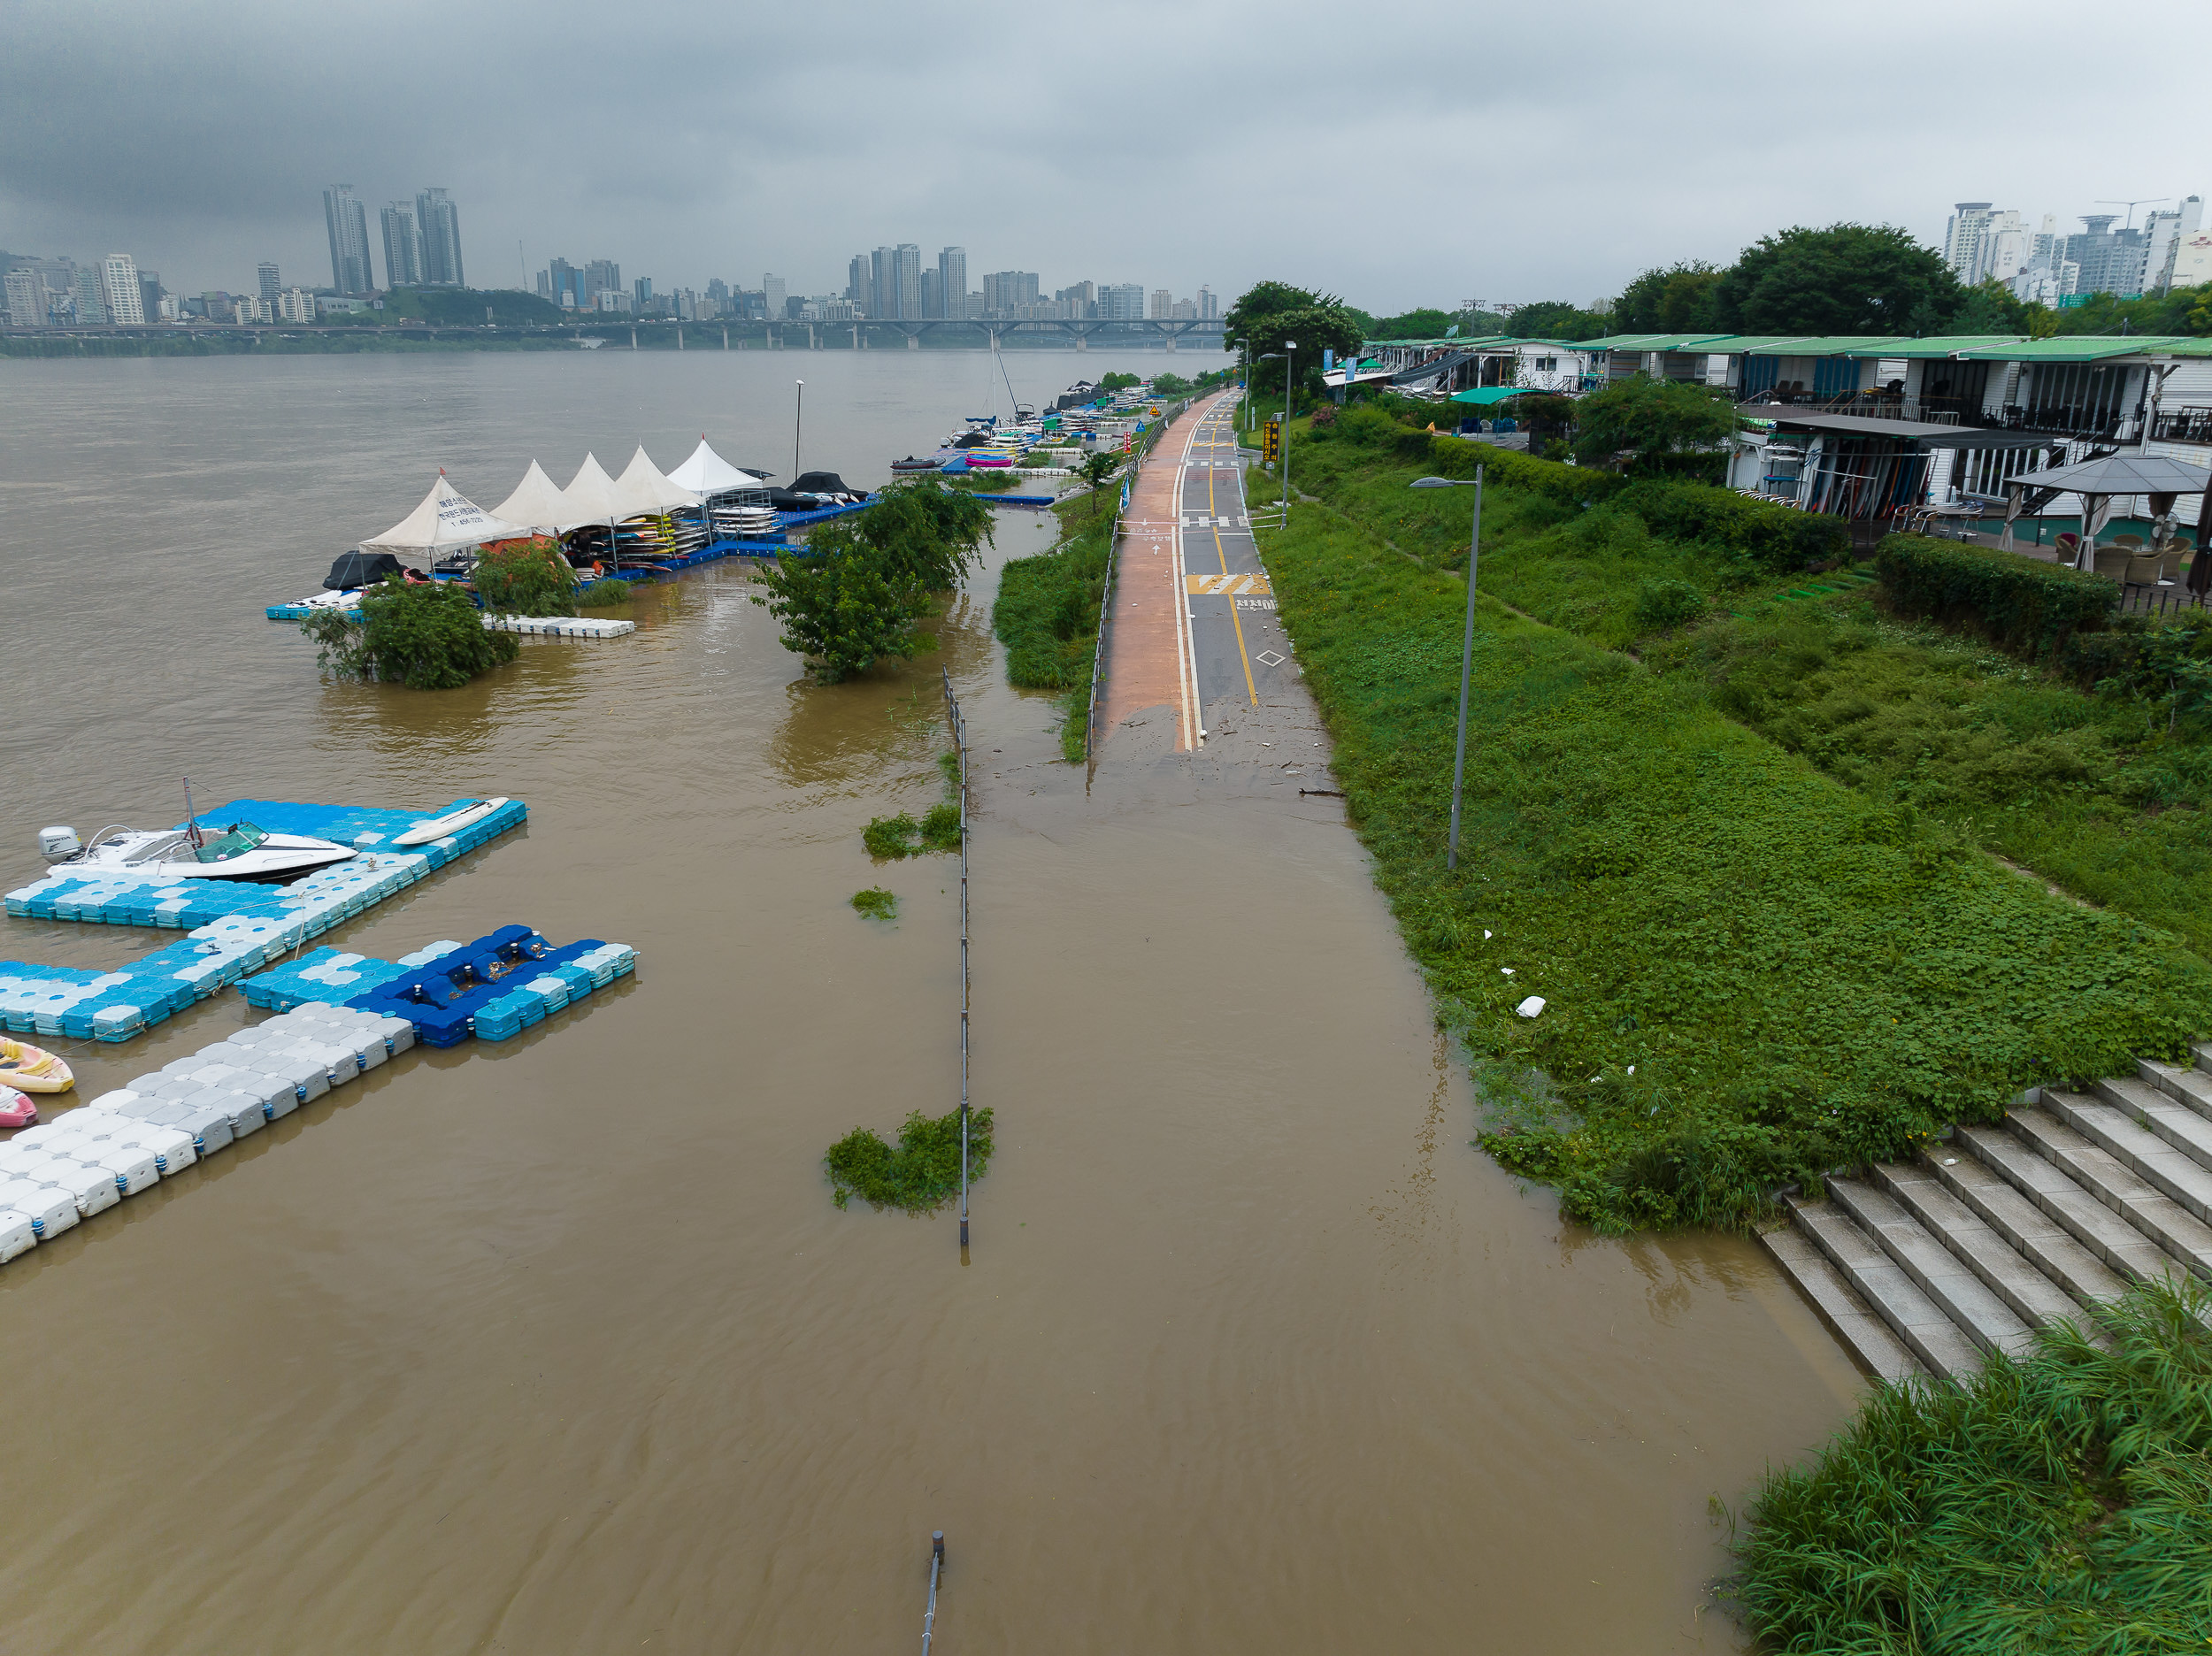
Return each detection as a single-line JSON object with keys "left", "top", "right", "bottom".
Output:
{"left": 1230, "top": 338, "right": 1248, "bottom": 433}
{"left": 1409, "top": 470, "right": 1484, "bottom": 870}
{"left": 1256, "top": 343, "right": 1296, "bottom": 517}
{"left": 793, "top": 380, "right": 804, "bottom": 479}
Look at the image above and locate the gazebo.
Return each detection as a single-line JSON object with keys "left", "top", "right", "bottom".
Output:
{"left": 2001, "top": 452, "right": 2212, "bottom": 569}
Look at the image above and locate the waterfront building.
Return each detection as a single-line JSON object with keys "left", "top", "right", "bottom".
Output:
{"left": 233, "top": 294, "right": 266, "bottom": 324}
{"left": 938, "top": 247, "right": 967, "bottom": 319}
{"left": 4, "top": 267, "right": 46, "bottom": 326}
{"left": 1198, "top": 285, "right": 1218, "bottom": 319}
{"left": 539, "top": 257, "right": 586, "bottom": 309}
{"left": 276, "top": 287, "right": 316, "bottom": 324}
{"left": 381, "top": 203, "right": 422, "bottom": 287}
{"left": 848, "top": 253, "right": 872, "bottom": 317}
{"left": 585, "top": 259, "right": 620, "bottom": 303}
{"left": 73, "top": 264, "right": 107, "bottom": 325}
{"left": 323, "top": 185, "right": 375, "bottom": 295}
{"left": 1149, "top": 288, "right": 1174, "bottom": 318}
{"left": 138, "top": 269, "right": 164, "bottom": 321}
{"left": 1101, "top": 282, "right": 1145, "bottom": 320}
{"left": 157, "top": 294, "right": 182, "bottom": 321}
{"left": 415, "top": 188, "right": 464, "bottom": 286}
{"left": 634, "top": 276, "right": 655, "bottom": 310}
{"left": 920, "top": 268, "right": 941, "bottom": 318}
{"left": 258, "top": 261, "right": 281, "bottom": 304}
{"left": 763, "top": 273, "right": 786, "bottom": 318}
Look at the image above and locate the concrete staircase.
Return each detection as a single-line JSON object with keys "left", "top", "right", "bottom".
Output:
{"left": 1762, "top": 1045, "right": 2212, "bottom": 1383}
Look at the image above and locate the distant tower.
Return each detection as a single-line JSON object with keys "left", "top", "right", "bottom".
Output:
{"left": 257, "top": 260, "right": 281, "bottom": 304}
{"left": 380, "top": 203, "right": 423, "bottom": 287}
{"left": 938, "top": 247, "right": 966, "bottom": 319}
{"left": 323, "top": 185, "right": 375, "bottom": 295}
{"left": 763, "top": 272, "right": 787, "bottom": 318}
{"left": 415, "top": 188, "right": 465, "bottom": 286}
{"left": 101, "top": 253, "right": 145, "bottom": 324}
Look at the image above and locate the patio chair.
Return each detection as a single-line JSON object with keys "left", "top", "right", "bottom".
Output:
{"left": 2125, "top": 550, "right": 2163, "bottom": 589}
{"left": 2112, "top": 533, "right": 2146, "bottom": 551}
{"left": 2054, "top": 531, "right": 2081, "bottom": 563}
{"left": 2161, "top": 545, "right": 2187, "bottom": 583}
{"left": 2093, "top": 546, "right": 2131, "bottom": 581}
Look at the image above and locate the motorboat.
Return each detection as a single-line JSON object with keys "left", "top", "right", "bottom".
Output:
{"left": 42, "top": 821, "right": 357, "bottom": 882}
{"left": 393, "top": 797, "right": 510, "bottom": 847}
{"left": 889, "top": 456, "right": 943, "bottom": 473}
{"left": 0, "top": 1039, "right": 73, "bottom": 1095}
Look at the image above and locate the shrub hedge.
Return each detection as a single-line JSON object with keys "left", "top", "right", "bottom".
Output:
{"left": 1875, "top": 533, "right": 2119, "bottom": 656}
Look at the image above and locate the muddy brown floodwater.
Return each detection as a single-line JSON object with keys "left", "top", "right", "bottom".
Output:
{"left": 0, "top": 353, "right": 1863, "bottom": 1652}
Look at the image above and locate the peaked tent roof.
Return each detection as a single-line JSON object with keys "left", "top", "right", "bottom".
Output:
{"left": 557, "top": 454, "right": 624, "bottom": 529}
{"left": 666, "top": 437, "right": 764, "bottom": 494}
{"left": 360, "top": 475, "right": 534, "bottom": 557}
{"left": 2008, "top": 453, "right": 2212, "bottom": 496}
{"left": 611, "top": 447, "right": 703, "bottom": 517}
{"left": 488, "top": 460, "right": 574, "bottom": 532}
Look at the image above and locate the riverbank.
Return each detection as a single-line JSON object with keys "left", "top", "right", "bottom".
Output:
{"left": 995, "top": 490, "right": 1118, "bottom": 762}
{"left": 1, "top": 326, "right": 1237, "bottom": 359}
{"left": 1252, "top": 411, "right": 2212, "bottom": 1233}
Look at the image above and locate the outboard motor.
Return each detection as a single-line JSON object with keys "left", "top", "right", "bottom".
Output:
{"left": 39, "top": 827, "right": 81, "bottom": 860}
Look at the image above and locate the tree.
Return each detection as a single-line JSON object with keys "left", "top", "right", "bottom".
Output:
{"left": 859, "top": 479, "right": 991, "bottom": 591}
{"left": 1712, "top": 224, "right": 1962, "bottom": 335}
{"left": 1077, "top": 450, "right": 1124, "bottom": 517}
{"left": 1613, "top": 262, "right": 1723, "bottom": 333}
{"left": 1370, "top": 307, "right": 1455, "bottom": 340}
{"left": 1942, "top": 277, "right": 2031, "bottom": 336}
{"left": 1571, "top": 377, "right": 1739, "bottom": 472}
{"left": 751, "top": 526, "right": 932, "bottom": 682}
{"left": 1223, "top": 280, "right": 1363, "bottom": 394}
{"left": 1099, "top": 371, "right": 1141, "bottom": 392}
{"left": 472, "top": 536, "right": 578, "bottom": 616}
{"left": 1507, "top": 300, "right": 1613, "bottom": 341}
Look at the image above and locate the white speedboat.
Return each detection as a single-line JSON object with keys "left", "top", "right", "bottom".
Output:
{"left": 42, "top": 822, "right": 357, "bottom": 882}
{"left": 392, "top": 797, "right": 510, "bottom": 847}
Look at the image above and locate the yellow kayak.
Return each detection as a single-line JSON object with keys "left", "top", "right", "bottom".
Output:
{"left": 0, "top": 1038, "right": 73, "bottom": 1093}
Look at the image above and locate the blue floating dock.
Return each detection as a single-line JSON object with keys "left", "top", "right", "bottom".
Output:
{"left": 0, "top": 924, "right": 636, "bottom": 1272}
{"left": 1, "top": 797, "right": 526, "bottom": 1042}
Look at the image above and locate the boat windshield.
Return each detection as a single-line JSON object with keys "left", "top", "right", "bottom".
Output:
{"left": 195, "top": 823, "right": 270, "bottom": 863}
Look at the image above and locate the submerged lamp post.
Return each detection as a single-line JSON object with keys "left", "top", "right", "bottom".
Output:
{"left": 1410, "top": 469, "right": 1484, "bottom": 870}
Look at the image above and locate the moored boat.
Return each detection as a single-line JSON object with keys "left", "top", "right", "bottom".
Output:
{"left": 0, "top": 1039, "right": 71, "bottom": 1095}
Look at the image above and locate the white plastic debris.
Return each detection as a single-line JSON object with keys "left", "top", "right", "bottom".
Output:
{"left": 1516, "top": 996, "right": 1546, "bottom": 1018}
{"left": 1483, "top": 930, "right": 1492, "bottom": 939}
{"left": 1500, "top": 967, "right": 1515, "bottom": 977}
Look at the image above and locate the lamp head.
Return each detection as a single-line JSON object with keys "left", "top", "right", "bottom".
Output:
{"left": 1409, "top": 477, "right": 1463, "bottom": 488}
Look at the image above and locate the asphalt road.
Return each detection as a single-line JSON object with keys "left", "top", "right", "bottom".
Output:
{"left": 1171, "top": 396, "right": 1298, "bottom": 732}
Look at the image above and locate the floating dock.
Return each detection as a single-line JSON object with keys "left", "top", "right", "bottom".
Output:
{"left": 2, "top": 796, "right": 526, "bottom": 1042}
{"left": 0, "top": 926, "right": 635, "bottom": 1267}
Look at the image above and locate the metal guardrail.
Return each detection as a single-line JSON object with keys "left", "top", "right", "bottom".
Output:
{"left": 940, "top": 668, "right": 972, "bottom": 1255}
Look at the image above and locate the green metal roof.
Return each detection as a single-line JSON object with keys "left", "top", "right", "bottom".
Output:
{"left": 2150, "top": 337, "right": 2212, "bottom": 356}
{"left": 1448, "top": 387, "right": 1529, "bottom": 405}
{"left": 1571, "top": 333, "right": 1732, "bottom": 351}
{"left": 1954, "top": 337, "right": 2176, "bottom": 361}
{"left": 1357, "top": 334, "right": 1517, "bottom": 349}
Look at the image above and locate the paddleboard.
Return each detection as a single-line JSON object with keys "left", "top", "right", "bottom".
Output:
{"left": 393, "top": 797, "right": 510, "bottom": 847}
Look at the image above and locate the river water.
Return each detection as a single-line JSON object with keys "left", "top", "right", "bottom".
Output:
{"left": 0, "top": 350, "right": 1863, "bottom": 1652}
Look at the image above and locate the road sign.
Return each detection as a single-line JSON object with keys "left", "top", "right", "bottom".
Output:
{"left": 1263, "top": 418, "right": 1281, "bottom": 464}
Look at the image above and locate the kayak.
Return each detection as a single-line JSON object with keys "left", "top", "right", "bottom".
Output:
{"left": 0, "top": 1087, "right": 36, "bottom": 1128}
{"left": 393, "top": 797, "right": 510, "bottom": 847}
{"left": 0, "top": 1038, "right": 74, "bottom": 1094}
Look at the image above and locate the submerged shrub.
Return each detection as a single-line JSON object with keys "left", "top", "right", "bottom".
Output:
{"left": 826, "top": 1107, "right": 995, "bottom": 1211}
{"left": 302, "top": 576, "right": 518, "bottom": 690}
{"left": 849, "top": 886, "right": 898, "bottom": 920}
{"left": 472, "top": 537, "right": 579, "bottom": 617}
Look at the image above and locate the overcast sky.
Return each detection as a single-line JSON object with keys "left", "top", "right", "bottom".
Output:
{"left": 5, "top": 0, "right": 2208, "bottom": 311}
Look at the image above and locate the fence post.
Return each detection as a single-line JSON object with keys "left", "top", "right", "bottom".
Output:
{"left": 941, "top": 668, "right": 971, "bottom": 1254}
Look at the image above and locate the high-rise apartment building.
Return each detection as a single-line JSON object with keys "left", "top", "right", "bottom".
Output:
{"left": 584, "top": 259, "right": 620, "bottom": 303}
{"left": 2142, "top": 197, "right": 2204, "bottom": 292}
{"left": 276, "top": 288, "right": 316, "bottom": 324}
{"left": 539, "top": 257, "right": 584, "bottom": 309}
{"left": 848, "top": 253, "right": 872, "bottom": 316}
{"left": 1942, "top": 203, "right": 1996, "bottom": 284}
{"left": 868, "top": 243, "right": 921, "bottom": 319}
{"left": 5, "top": 268, "right": 46, "bottom": 327}
{"left": 324, "top": 185, "right": 375, "bottom": 295}
{"left": 1148, "top": 288, "right": 1174, "bottom": 319}
{"left": 2066, "top": 215, "right": 2150, "bottom": 299}
{"left": 763, "top": 273, "right": 787, "bottom": 318}
{"left": 1101, "top": 283, "right": 1145, "bottom": 320}
{"left": 938, "top": 247, "right": 967, "bottom": 319}
{"left": 920, "top": 269, "right": 942, "bottom": 318}
{"left": 415, "top": 188, "right": 463, "bottom": 286}
{"left": 982, "top": 271, "right": 1039, "bottom": 315}
{"left": 381, "top": 203, "right": 423, "bottom": 287}
{"left": 258, "top": 262, "right": 281, "bottom": 304}
{"left": 73, "top": 264, "right": 107, "bottom": 325}
{"left": 1198, "top": 286, "right": 1218, "bottom": 319}
{"left": 100, "top": 254, "right": 145, "bottom": 324}
{"left": 138, "top": 269, "right": 164, "bottom": 321}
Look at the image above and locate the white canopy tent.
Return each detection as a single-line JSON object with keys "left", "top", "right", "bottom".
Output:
{"left": 360, "top": 474, "right": 533, "bottom": 560}
{"left": 488, "top": 460, "right": 575, "bottom": 533}
{"left": 666, "top": 437, "right": 764, "bottom": 494}
{"left": 556, "top": 454, "right": 625, "bottom": 532}
{"left": 611, "top": 447, "right": 704, "bottom": 517}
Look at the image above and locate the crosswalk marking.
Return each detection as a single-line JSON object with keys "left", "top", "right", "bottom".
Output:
{"left": 1185, "top": 572, "right": 1271, "bottom": 596}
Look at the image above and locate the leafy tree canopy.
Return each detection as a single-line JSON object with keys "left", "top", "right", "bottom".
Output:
{"left": 1224, "top": 281, "right": 1364, "bottom": 392}
{"left": 1571, "top": 376, "right": 1739, "bottom": 471}
{"left": 1507, "top": 300, "right": 1613, "bottom": 341}
{"left": 1941, "top": 278, "right": 2032, "bottom": 336}
{"left": 1713, "top": 223, "right": 1963, "bottom": 335}
{"left": 1613, "top": 261, "right": 1724, "bottom": 334}
{"left": 1098, "top": 371, "right": 1141, "bottom": 392}
{"left": 2036, "top": 286, "right": 2212, "bottom": 339}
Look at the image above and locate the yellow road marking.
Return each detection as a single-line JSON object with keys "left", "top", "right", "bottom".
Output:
{"left": 1184, "top": 572, "right": 1271, "bottom": 595}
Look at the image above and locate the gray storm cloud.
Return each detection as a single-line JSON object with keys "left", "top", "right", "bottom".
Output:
{"left": 4, "top": 0, "right": 2205, "bottom": 307}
